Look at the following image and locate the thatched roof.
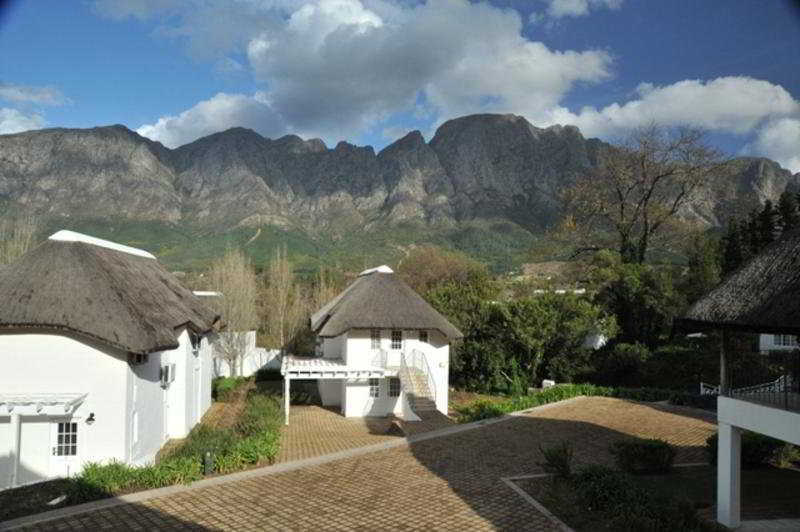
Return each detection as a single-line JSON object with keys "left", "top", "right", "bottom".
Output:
{"left": 311, "top": 266, "right": 463, "bottom": 340}
{"left": 680, "top": 230, "right": 800, "bottom": 335}
{"left": 0, "top": 231, "right": 220, "bottom": 354}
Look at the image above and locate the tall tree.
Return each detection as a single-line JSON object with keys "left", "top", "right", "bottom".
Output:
{"left": 778, "top": 190, "right": 800, "bottom": 233}
{"left": 757, "top": 199, "right": 779, "bottom": 248}
{"left": 721, "top": 219, "right": 745, "bottom": 276}
{"left": 208, "top": 249, "right": 259, "bottom": 376}
{"left": 564, "top": 124, "right": 725, "bottom": 263}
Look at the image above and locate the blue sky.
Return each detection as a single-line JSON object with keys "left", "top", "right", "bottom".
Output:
{"left": 1, "top": 0, "right": 799, "bottom": 171}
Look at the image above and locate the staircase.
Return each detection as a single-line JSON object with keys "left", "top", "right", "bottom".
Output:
{"left": 399, "top": 349, "right": 440, "bottom": 419}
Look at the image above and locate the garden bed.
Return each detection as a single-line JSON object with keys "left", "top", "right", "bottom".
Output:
{"left": 516, "top": 465, "right": 800, "bottom": 530}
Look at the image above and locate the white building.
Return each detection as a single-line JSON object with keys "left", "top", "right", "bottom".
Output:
{"left": 0, "top": 231, "right": 219, "bottom": 490}
{"left": 682, "top": 233, "right": 800, "bottom": 529}
{"left": 758, "top": 333, "right": 799, "bottom": 353}
{"left": 280, "top": 265, "right": 463, "bottom": 425}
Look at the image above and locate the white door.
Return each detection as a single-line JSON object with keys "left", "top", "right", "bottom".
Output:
{"left": 49, "top": 419, "right": 79, "bottom": 479}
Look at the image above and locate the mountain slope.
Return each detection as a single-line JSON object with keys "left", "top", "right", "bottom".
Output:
{"left": 1, "top": 113, "right": 797, "bottom": 270}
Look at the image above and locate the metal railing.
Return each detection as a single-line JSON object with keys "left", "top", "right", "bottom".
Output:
{"left": 400, "top": 348, "right": 436, "bottom": 402}
{"left": 706, "top": 350, "right": 800, "bottom": 413}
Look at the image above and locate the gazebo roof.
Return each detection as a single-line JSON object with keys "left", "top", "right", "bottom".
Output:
{"left": 680, "top": 230, "right": 800, "bottom": 335}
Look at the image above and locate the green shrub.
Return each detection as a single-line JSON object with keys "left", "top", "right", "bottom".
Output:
{"left": 212, "top": 377, "right": 248, "bottom": 402}
{"left": 610, "top": 439, "right": 676, "bottom": 474}
{"left": 776, "top": 443, "right": 800, "bottom": 468}
{"left": 706, "top": 431, "right": 785, "bottom": 468}
{"left": 236, "top": 394, "right": 282, "bottom": 437}
{"left": 167, "top": 425, "right": 237, "bottom": 461}
{"left": 538, "top": 441, "right": 574, "bottom": 478}
{"left": 571, "top": 465, "right": 713, "bottom": 532}
{"left": 255, "top": 368, "right": 282, "bottom": 382}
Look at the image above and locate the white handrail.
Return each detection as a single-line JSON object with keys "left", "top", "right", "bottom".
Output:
{"left": 699, "top": 374, "right": 792, "bottom": 396}
{"left": 370, "top": 349, "right": 388, "bottom": 368}
{"left": 401, "top": 348, "right": 436, "bottom": 402}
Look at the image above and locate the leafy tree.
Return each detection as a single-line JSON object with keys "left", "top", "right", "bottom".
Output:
{"left": 594, "top": 261, "right": 684, "bottom": 348}
{"left": 680, "top": 231, "right": 721, "bottom": 304}
{"left": 563, "top": 124, "right": 725, "bottom": 264}
{"left": 397, "top": 244, "right": 488, "bottom": 295}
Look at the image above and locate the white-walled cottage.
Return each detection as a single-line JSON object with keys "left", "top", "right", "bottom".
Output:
{"left": 0, "top": 231, "right": 219, "bottom": 490}
{"left": 281, "top": 265, "right": 463, "bottom": 424}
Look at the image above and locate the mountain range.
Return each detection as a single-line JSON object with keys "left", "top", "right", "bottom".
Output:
{"left": 0, "top": 113, "right": 797, "bottom": 271}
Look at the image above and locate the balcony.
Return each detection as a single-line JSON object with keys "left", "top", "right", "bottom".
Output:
{"left": 704, "top": 349, "right": 800, "bottom": 414}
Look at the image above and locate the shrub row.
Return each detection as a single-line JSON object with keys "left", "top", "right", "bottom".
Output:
{"left": 70, "top": 393, "right": 282, "bottom": 502}
{"left": 611, "top": 439, "right": 676, "bottom": 474}
{"left": 453, "top": 384, "right": 709, "bottom": 423}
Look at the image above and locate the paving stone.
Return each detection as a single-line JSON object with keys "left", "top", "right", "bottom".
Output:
{"left": 14, "top": 397, "right": 715, "bottom": 531}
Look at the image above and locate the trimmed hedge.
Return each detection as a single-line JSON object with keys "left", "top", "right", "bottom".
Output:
{"left": 611, "top": 439, "right": 676, "bottom": 474}
{"left": 454, "top": 384, "right": 709, "bottom": 423}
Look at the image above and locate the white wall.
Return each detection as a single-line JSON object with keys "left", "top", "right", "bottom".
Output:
{"left": 0, "top": 331, "right": 129, "bottom": 484}
{"left": 758, "top": 334, "right": 800, "bottom": 353}
{"left": 127, "top": 348, "right": 165, "bottom": 466}
{"left": 330, "top": 328, "right": 450, "bottom": 417}
{"left": 161, "top": 329, "right": 214, "bottom": 439}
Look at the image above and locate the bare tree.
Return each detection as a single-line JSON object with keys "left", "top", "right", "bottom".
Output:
{"left": 562, "top": 124, "right": 726, "bottom": 263}
{"left": 0, "top": 217, "right": 41, "bottom": 265}
{"left": 263, "top": 245, "right": 295, "bottom": 349}
{"left": 208, "top": 249, "right": 259, "bottom": 376}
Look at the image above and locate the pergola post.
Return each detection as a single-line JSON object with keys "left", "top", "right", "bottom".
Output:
{"left": 284, "top": 376, "right": 290, "bottom": 426}
{"left": 9, "top": 411, "right": 21, "bottom": 488}
{"left": 717, "top": 422, "right": 741, "bottom": 528}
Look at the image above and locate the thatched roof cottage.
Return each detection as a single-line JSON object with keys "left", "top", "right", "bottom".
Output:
{"left": 282, "top": 265, "right": 461, "bottom": 425}
{"left": 0, "top": 231, "right": 219, "bottom": 490}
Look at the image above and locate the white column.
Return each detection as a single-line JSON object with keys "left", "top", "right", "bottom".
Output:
{"left": 284, "top": 376, "right": 290, "bottom": 426}
{"left": 717, "top": 422, "right": 741, "bottom": 528}
{"left": 9, "top": 412, "right": 21, "bottom": 488}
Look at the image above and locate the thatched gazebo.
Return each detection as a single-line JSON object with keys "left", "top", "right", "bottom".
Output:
{"left": 677, "top": 230, "right": 800, "bottom": 528}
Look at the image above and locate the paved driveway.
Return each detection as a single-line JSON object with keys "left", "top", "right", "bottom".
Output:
{"left": 9, "top": 398, "right": 715, "bottom": 531}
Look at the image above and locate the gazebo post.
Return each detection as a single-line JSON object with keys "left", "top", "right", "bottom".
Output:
{"left": 9, "top": 411, "right": 20, "bottom": 488}
{"left": 717, "top": 328, "right": 741, "bottom": 528}
{"left": 284, "top": 376, "right": 290, "bottom": 426}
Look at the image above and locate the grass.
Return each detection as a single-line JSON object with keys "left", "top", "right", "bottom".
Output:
{"left": 0, "top": 384, "right": 283, "bottom": 522}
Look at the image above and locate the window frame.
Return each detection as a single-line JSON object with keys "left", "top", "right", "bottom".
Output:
{"left": 371, "top": 329, "right": 381, "bottom": 350}
{"left": 368, "top": 378, "right": 380, "bottom": 398}
{"left": 391, "top": 330, "right": 403, "bottom": 350}
{"left": 388, "top": 377, "right": 401, "bottom": 397}
{"left": 55, "top": 421, "right": 78, "bottom": 457}
{"left": 775, "top": 334, "right": 798, "bottom": 347}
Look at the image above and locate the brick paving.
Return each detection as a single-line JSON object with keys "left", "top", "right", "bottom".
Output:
{"left": 10, "top": 397, "right": 715, "bottom": 531}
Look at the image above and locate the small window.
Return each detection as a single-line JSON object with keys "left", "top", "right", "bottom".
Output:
{"left": 388, "top": 378, "right": 401, "bottom": 397}
{"left": 775, "top": 334, "right": 798, "bottom": 347}
{"left": 419, "top": 330, "right": 428, "bottom": 344}
{"left": 391, "top": 330, "right": 403, "bottom": 350}
{"left": 56, "top": 422, "right": 78, "bottom": 456}
{"left": 371, "top": 329, "right": 381, "bottom": 350}
{"left": 368, "top": 378, "right": 380, "bottom": 398}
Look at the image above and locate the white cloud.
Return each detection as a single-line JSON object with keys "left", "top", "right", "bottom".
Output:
{"left": 134, "top": 0, "right": 613, "bottom": 145}
{"left": 136, "top": 92, "right": 287, "bottom": 148}
{"left": 0, "top": 83, "right": 69, "bottom": 106}
{"left": 746, "top": 118, "right": 800, "bottom": 173}
{"left": 0, "top": 108, "right": 46, "bottom": 134}
{"left": 536, "top": 0, "right": 622, "bottom": 19}
{"left": 545, "top": 76, "right": 800, "bottom": 138}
